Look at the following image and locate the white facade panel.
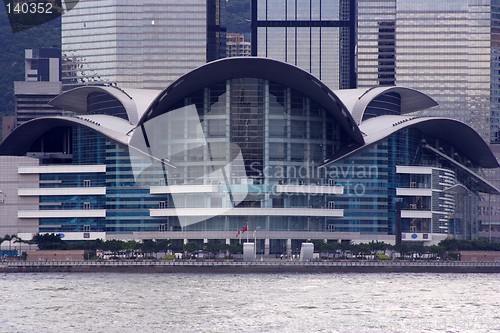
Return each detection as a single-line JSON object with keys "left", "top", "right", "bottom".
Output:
{"left": 0, "top": 156, "right": 40, "bottom": 236}
{"left": 401, "top": 232, "right": 432, "bottom": 241}
{"left": 58, "top": 232, "right": 107, "bottom": 241}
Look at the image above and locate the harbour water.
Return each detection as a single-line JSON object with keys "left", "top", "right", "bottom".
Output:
{"left": 0, "top": 273, "right": 499, "bottom": 333}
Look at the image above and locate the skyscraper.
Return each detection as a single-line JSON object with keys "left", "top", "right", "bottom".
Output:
{"left": 61, "top": 0, "right": 226, "bottom": 90}
{"left": 357, "top": 0, "right": 500, "bottom": 237}
{"left": 252, "top": 0, "right": 356, "bottom": 89}
{"left": 357, "top": 0, "right": 494, "bottom": 142}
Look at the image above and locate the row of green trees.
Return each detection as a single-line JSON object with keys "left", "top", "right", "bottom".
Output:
{"left": 28, "top": 234, "right": 243, "bottom": 258}
{"left": 5, "top": 233, "right": 500, "bottom": 259}
{"left": 312, "top": 239, "right": 500, "bottom": 259}
{"left": 1, "top": 234, "right": 38, "bottom": 253}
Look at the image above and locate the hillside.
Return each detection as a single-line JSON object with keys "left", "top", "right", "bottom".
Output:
{"left": 227, "top": 0, "right": 251, "bottom": 34}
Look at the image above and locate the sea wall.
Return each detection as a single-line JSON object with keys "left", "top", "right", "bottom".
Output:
{"left": 2, "top": 260, "right": 500, "bottom": 273}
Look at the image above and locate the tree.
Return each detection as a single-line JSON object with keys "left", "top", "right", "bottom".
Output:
{"left": 33, "top": 233, "right": 66, "bottom": 250}
{"left": 101, "top": 240, "right": 124, "bottom": 255}
{"left": 3, "top": 234, "right": 17, "bottom": 253}
{"left": 183, "top": 242, "right": 199, "bottom": 256}
{"left": 155, "top": 240, "right": 170, "bottom": 254}
{"left": 141, "top": 240, "right": 158, "bottom": 258}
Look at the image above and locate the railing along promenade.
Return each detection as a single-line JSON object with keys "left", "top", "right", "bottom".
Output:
{"left": 2, "top": 259, "right": 500, "bottom": 272}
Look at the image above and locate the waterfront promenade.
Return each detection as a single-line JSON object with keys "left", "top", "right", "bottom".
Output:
{"left": 2, "top": 259, "right": 500, "bottom": 273}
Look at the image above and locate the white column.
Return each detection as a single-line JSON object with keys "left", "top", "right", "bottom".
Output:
{"left": 264, "top": 238, "right": 270, "bottom": 255}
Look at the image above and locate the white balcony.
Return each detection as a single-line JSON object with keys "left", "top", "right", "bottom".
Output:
{"left": 275, "top": 184, "right": 344, "bottom": 195}
{"left": 18, "top": 165, "right": 106, "bottom": 174}
{"left": 150, "top": 207, "right": 344, "bottom": 218}
{"left": 400, "top": 210, "right": 432, "bottom": 219}
{"left": 396, "top": 188, "right": 432, "bottom": 196}
{"left": 18, "top": 187, "right": 106, "bottom": 196}
{"left": 18, "top": 210, "right": 106, "bottom": 219}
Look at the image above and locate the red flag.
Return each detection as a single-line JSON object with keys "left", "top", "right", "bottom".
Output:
{"left": 241, "top": 225, "right": 248, "bottom": 234}
{"left": 235, "top": 230, "right": 240, "bottom": 237}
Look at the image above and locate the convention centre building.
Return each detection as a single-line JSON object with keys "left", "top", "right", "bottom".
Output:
{"left": 0, "top": 57, "right": 498, "bottom": 254}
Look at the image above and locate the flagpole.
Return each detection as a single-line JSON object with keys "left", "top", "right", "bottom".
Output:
{"left": 254, "top": 226, "right": 260, "bottom": 260}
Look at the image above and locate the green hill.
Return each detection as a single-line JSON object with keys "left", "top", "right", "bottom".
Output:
{"left": 227, "top": 0, "right": 251, "bottom": 34}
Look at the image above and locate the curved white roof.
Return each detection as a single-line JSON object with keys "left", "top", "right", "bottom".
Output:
{"left": 137, "top": 57, "right": 365, "bottom": 144}
{"left": 0, "top": 115, "right": 131, "bottom": 156}
{"left": 333, "top": 86, "right": 438, "bottom": 125}
{"left": 49, "top": 86, "right": 161, "bottom": 126}
{"left": 321, "top": 115, "right": 499, "bottom": 194}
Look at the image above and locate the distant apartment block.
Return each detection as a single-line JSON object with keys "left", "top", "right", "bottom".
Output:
{"left": 14, "top": 48, "right": 62, "bottom": 126}
{"left": 226, "top": 33, "right": 251, "bottom": 57}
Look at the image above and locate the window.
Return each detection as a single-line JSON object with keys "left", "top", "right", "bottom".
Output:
{"left": 158, "top": 224, "right": 167, "bottom": 232}
{"left": 83, "top": 202, "right": 91, "bottom": 210}
{"left": 207, "top": 119, "right": 226, "bottom": 137}
{"left": 83, "top": 225, "right": 90, "bottom": 232}
{"left": 83, "top": 179, "right": 91, "bottom": 187}
{"left": 159, "top": 201, "right": 167, "bottom": 209}
{"left": 269, "top": 142, "right": 287, "bottom": 160}
{"left": 328, "top": 201, "right": 336, "bottom": 209}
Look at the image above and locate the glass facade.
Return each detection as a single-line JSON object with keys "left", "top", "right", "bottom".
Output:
{"left": 357, "top": 0, "right": 494, "bottom": 143}
{"left": 252, "top": 0, "right": 356, "bottom": 89}
{"left": 325, "top": 125, "right": 483, "bottom": 237}
{"left": 357, "top": 0, "right": 500, "bottom": 235}
{"left": 62, "top": 0, "right": 226, "bottom": 90}
{"left": 491, "top": 0, "right": 500, "bottom": 143}
{"left": 34, "top": 126, "right": 165, "bottom": 233}
{"left": 147, "top": 78, "right": 351, "bottom": 232}
{"left": 357, "top": 0, "right": 396, "bottom": 87}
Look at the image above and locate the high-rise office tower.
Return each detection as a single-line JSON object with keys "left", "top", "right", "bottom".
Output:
{"left": 61, "top": 0, "right": 226, "bottom": 90}
{"left": 252, "top": 0, "right": 356, "bottom": 89}
{"left": 358, "top": 0, "right": 495, "bottom": 142}
{"left": 357, "top": 0, "right": 500, "bottom": 238}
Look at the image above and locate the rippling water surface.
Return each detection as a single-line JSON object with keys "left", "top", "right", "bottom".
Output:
{"left": 1, "top": 273, "right": 499, "bottom": 333}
